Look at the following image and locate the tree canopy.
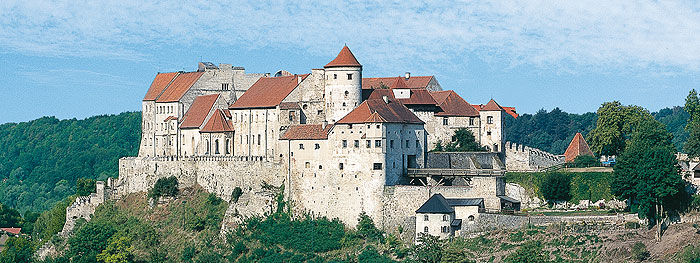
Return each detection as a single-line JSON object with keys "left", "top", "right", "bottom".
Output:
{"left": 588, "top": 101, "right": 655, "bottom": 156}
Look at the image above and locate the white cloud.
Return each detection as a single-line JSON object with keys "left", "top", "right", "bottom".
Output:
{"left": 2, "top": 0, "right": 700, "bottom": 73}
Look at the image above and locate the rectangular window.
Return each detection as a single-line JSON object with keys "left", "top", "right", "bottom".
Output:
{"left": 373, "top": 163, "right": 383, "bottom": 170}
{"left": 390, "top": 140, "right": 395, "bottom": 148}
{"left": 347, "top": 73, "right": 353, "bottom": 80}
{"left": 299, "top": 144, "right": 304, "bottom": 150}
{"left": 469, "top": 117, "right": 475, "bottom": 126}
{"left": 406, "top": 140, "right": 410, "bottom": 148}
{"left": 416, "top": 140, "right": 420, "bottom": 148}
{"left": 443, "top": 117, "right": 448, "bottom": 125}
{"left": 487, "top": 116, "right": 493, "bottom": 124}
{"left": 258, "top": 135, "right": 261, "bottom": 145}
{"left": 441, "top": 226, "right": 449, "bottom": 233}
{"left": 424, "top": 215, "right": 429, "bottom": 221}
{"left": 354, "top": 140, "right": 359, "bottom": 148}
{"left": 333, "top": 74, "right": 337, "bottom": 79}
{"left": 375, "top": 140, "right": 382, "bottom": 148}
{"left": 487, "top": 131, "right": 492, "bottom": 136}
{"left": 289, "top": 111, "right": 295, "bottom": 121}
{"left": 339, "top": 163, "right": 344, "bottom": 170}
{"left": 366, "top": 140, "right": 371, "bottom": 148}
{"left": 342, "top": 140, "right": 347, "bottom": 148}
{"left": 315, "top": 143, "right": 320, "bottom": 150}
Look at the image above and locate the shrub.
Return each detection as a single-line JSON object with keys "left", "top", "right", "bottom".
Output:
{"left": 76, "top": 178, "right": 96, "bottom": 196}
{"left": 631, "top": 242, "right": 650, "bottom": 261}
{"left": 540, "top": 172, "right": 572, "bottom": 202}
{"left": 504, "top": 241, "right": 550, "bottom": 263}
{"left": 357, "top": 212, "right": 383, "bottom": 242}
{"left": 149, "top": 176, "right": 178, "bottom": 199}
{"left": 625, "top": 222, "right": 640, "bottom": 229}
{"left": 570, "top": 155, "right": 599, "bottom": 168}
{"left": 231, "top": 187, "right": 243, "bottom": 203}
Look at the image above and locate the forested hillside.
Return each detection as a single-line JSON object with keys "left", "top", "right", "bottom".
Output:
{"left": 505, "top": 106, "right": 688, "bottom": 154}
{"left": 0, "top": 112, "right": 140, "bottom": 213}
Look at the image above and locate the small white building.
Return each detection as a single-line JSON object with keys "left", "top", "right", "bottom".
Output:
{"left": 415, "top": 194, "right": 485, "bottom": 242}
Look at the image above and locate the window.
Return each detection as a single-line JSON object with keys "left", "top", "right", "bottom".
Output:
{"left": 375, "top": 140, "right": 382, "bottom": 148}
{"left": 442, "top": 215, "right": 448, "bottom": 221}
{"left": 299, "top": 143, "right": 304, "bottom": 150}
{"left": 390, "top": 140, "right": 395, "bottom": 148}
{"left": 469, "top": 117, "right": 475, "bottom": 126}
{"left": 257, "top": 135, "right": 261, "bottom": 145}
{"left": 487, "top": 131, "right": 492, "bottom": 136}
{"left": 342, "top": 140, "right": 347, "bottom": 148}
{"left": 342, "top": 102, "right": 346, "bottom": 107}
{"left": 424, "top": 226, "right": 429, "bottom": 233}
{"left": 443, "top": 117, "right": 448, "bottom": 125}
{"left": 441, "top": 226, "right": 449, "bottom": 233}
{"left": 225, "top": 139, "right": 230, "bottom": 154}
{"left": 318, "top": 165, "right": 323, "bottom": 170}
{"left": 406, "top": 140, "right": 410, "bottom": 148}
{"left": 314, "top": 143, "right": 320, "bottom": 150}
{"left": 416, "top": 140, "right": 420, "bottom": 148}
{"left": 205, "top": 140, "right": 210, "bottom": 154}
{"left": 289, "top": 111, "right": 295, "bottom": 121}
{"left": 305, "top": 162, "right": 310, "bottom": 168}
{"left": 373, "top": 163, "right": 382, "bottom": 170}
{"left": 215, "top": 139, "right": 220, "bottom": 154}
{"left": 222, "top": 83, "right": 229, "bottom": 90}
{"left": 487, "top": 116, "right": 493, "bottom": 124}
{"left": 344, "top": 90, "right": 349, "bottom": 97}
{"left": 468, "top": 215, "right": 475, "bottom": 222}
{"left": 333, "top": 74, "right": 337, "bottom": 79}
{"left": 424, "top": 215, "right": 429, "bottom": 221}
{"left": 354, "top": 140, "right": 359, "bottom": 148}
{"left": 347, "top": 73, "right": 352, "bottom": 80}
{"left": 366, "top": 140, "right": 371, "bottom": 148}
{"left": 339, "top": 163, "right": 344, "bottom": 170}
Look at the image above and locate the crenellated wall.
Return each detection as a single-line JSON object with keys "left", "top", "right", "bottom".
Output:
{"left": 504, "top": 141, "right": 564, "bottom": 171}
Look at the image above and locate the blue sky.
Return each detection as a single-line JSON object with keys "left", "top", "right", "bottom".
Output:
{"left": 2, "top": 1, "right": 700, "bottom": 124}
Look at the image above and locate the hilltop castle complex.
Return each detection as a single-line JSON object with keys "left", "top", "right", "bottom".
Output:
{"left": 115, "top": 46, "right": 565, "bottom": 239}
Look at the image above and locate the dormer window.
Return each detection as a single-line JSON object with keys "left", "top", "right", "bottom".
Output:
{"left": 347, "top": 73, "right": 352, "bottom": 80}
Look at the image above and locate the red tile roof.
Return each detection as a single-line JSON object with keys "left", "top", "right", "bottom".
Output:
{"left": 362, "top": 76, "right": 434, "bottom": 90}
{"left": 430, "top": 91, "right": 480, "bottom": 117}
{"left": 481, "top": 99, "right": 504, "bottom": 111}
{"left": 336, "top": 99, "right": 423, "bottom": 124}
{"left": 280, "top": 124, "right": 333, "bottom": 140}
{"left": 143, "top": 72, "right": 178, "bottom": 101}
{"left": 324, "top": 46, "right": 362, "bottom": 68}
{"left": 164, "top": 116, "right": 178, "bottom": 121}
{"left": 471, "top": 104, "right": 519, "bottom": 118}
{"left": 0, "top": 228, "right": 21, "bottom": 235}
{"left": 201, "top": 109, "right": 234, "bottom": 133}
{"left": 180, "top": 94, "right": 219, "bottom": 129}
{"left": 564, "top": 133, "right": 594, "bottom": 162}
{"left": 368, "top": 89, "right": 437, "bottom": 105}
{"left": 156, "top": 72, "right": 204, "bottom": 102}
{"left": 229, "top": 75, "right": 308, "bottom": 109}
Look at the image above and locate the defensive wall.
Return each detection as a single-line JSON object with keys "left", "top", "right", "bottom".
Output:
{"left": 427, "top": 152, "right": 505, "bottom": 170}
{"left": 459, "top": 213, "right": 640, "bottom": 235}
{"left": 504, "top": 141, "right": 564, "bottom": 171}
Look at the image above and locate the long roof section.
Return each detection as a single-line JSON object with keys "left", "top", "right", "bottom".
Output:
{"left": 143, "top": 72, "right": 178, "bottom": 101}
{"left": 430, "top": 90, "right": 480, "bottom": 117}
{"left": 336, "top": 99, "right": 423, "bottom": 124}
{"left": 180, "top": 94, "right": 219, "bottom": 129}
{"left": 362, "top": 76, "right": 434, "bottom": 90}
{"left": 229, "top": 74, "right": 308, "bottom": 109}
{"left": 280, "top": 124, "right": 333, "bottom": 140}
{"left": 156, "top": 72, "right": 204, "bottom": 102}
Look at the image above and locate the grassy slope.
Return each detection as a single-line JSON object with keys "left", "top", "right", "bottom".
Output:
{"left": 505, "top": 172, "right": 614, "bottom": 204}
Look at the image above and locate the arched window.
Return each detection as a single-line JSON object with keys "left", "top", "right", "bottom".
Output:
{"left": 468, "top": 215, "right": 475, "bottom": 222}
{"left": 344, "top": 90, "right": 349, "bottom": 97}
{"left": 423, "top": 226, "right": 429, "bottom": 233}
{"left": 215, "top": 139, "right": 220, "bottom": 154}
{"left": 205, "top": 140, "right": 210, "bottom": 154}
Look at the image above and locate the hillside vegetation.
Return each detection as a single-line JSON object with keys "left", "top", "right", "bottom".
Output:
{"left": 0, "top": 112, "right": 141, "bottom": 213}
{"left": 506, "top": 172, "right": 614, "bottom": 204}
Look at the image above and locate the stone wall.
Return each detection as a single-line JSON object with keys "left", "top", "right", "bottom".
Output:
{"left": 504, "top": 141, "right": 564, "bottom": 171}
{"left": 60, "top": 181, "right": 109, "bottom": 236}
{"left": 458, "top": 213, "right": 640, "bottom": 235}
{"left": 426, "top": 152, "right": 504, "bottom": 170}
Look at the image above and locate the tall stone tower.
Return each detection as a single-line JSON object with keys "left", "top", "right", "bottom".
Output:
{"left": 324, "top": 46, "right": 362, "bottom": 123}
{"left": 479, "top": 99, "right": 505, "bottom": 152}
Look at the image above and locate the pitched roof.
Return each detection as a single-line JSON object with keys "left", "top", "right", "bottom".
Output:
{"left": 280, "top": 124, "right": 333, "bottom": 140}
{"left": 229, "top": 75, "right": 308, "bottom": 109}
{"left": 336, "top": 99, "right": 424, "bottom": 124}
{"left": 156, "top": 72, "right": 204, "bottom": 102}
{"left": 0, "top": 228, "right": 21, "bottom": 235}
{"left": 430, "top": 90, "right": 480, "bottom": 117}
{"left": 471, "top": 104, "right": 519, "bottom": 118}
{"left": 445, "top": 198, "right": 484, "bottom": 207}
{"left": 481, "top": 99, "right": 504, "bottom": 111}
{"left": 362, "top": 76, "right": 434, "bottom": 90}
{"left": 564, "top": 132, "right": 595, "bottom": 162}
{"left": 200, "top": 109, "right": 234, "bottom": 133}
{"left": 143, "top": 72, "right": 178, "bottom": 101}
{"left": 324, "top": 46, "right": 361, "bottom": 68}
{"left": 164, "top": 116, "right": 178, "bottom": 121}
{"left": 416, "top": 194, "right": 454, "bottom": 213}
{"left": 180, "top": 94, "right": 219, "bottom": 129}
{"left": 367, "top": 89, "right": 438, "bottom": 105}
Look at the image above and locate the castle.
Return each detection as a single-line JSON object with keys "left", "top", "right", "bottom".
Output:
{"left": 116, "top": 46, "right": 564, "bottom": 239}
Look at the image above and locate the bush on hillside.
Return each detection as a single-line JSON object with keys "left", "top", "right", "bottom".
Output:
{"left": 540, "top": 172, "right": 572, "bottom": 202}
{"left": 570, "top": 155, "right": 599, "bottom": 168}
{"left": 76, "top": 178, "right": 96, "bottom": 197}
{"left": 231, "top": 187, "right": 243, "bottom": 203}
{"left": 148, "top": 177, "right": 179, "bottom": 199}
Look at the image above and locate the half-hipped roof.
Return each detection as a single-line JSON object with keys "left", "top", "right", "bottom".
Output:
{"left": 180, "top": 94, "right": 220, "bottom": 129}
{"left": 201, "top": 109, "right": 234, "bottom": 133}
{"left": 280, "top": 124, "right": 333, "bottom": 140}
{"left": 362, "top": 76, "right": 434, "bottom": 90}
{"left": 229, "top": 74, "right": 308, "bottom": 109}
{"left": 324, "top": 46, "right": 362, "bottom": 68}
{"left": 336, "top": 99, "right": 423, "bottom": 124}
{"left": 416, "top": 194, "right": 454, "bottom": 213}
{"left": 430, "top": 90, "right": 480, "bottom": 117}
{"left": 156, "top": 72, "right": 204, "bottom": 103}
{"left": 143, "top": 72, "right": 178, "bottom": 101}
{"left": 564, "top": 132, "right": 594, "bottom": 162}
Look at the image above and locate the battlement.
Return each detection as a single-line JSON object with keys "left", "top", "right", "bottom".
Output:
{"left": 504, "top": 141, "right": 564, "bottom": 171}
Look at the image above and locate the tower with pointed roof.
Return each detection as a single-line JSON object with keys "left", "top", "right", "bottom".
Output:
{"left": 479, "top": 99, "right": 505, "bottom": 152}
{"left": 324, "top": 46, "right": 363, "bottom": 123}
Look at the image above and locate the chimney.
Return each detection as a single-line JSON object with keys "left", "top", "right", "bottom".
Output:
{"left": 298, "top": 75, "right": 302, "bottom": 84}
{"left": 405, "top": 72, "right": 410, "bottom": 80}
{"left": 382, "top": 95, "right": 389, "bottom": 103}
{"left": 322, "top": 120, "right": 328, "bottom": 129}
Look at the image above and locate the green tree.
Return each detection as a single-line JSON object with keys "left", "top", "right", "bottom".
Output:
{"left": 611, "top": 118, "right": 685, "bottom": 234}
{"left": 0, "top": 236, "right": 33, "bottom": 263}
{"left": 96, "top": 236, "right": 134, "bottom": 263}
{"left": 76, "top": 178, "right": 97, "bottom": 196}
{"left": 540, "top": 172, "right": 571, "bottom": 202}
{"left": 685, "top": 89, "right": 700, "bottom": 157}
{"left": 67, "top": 220, "right": 117, "bottom": 261}
{"left": 445, "top": 129, "right": 485, "bottom": 152}
{"left": 413, "top": 234, "right": 443, "bottom": 263}
{"left": 570, "top": 155, "right": 599, "bottom": 168}
{"left": 358, "top": 246, "right": 395, "bottom": 263}
{"left": 588, "top": 101, "right": 654, "bottom": 156}
{"left": 357, "top": 212, "right": 383, "bottom": 242}
{"left": 0, "top": 202, "right": 21, "bottom": 227}
{"left": 440, "top": 245, "right": 475, "bottom": 263}
{"left": 148, "top": 176, "right": 179, "bottom": 199}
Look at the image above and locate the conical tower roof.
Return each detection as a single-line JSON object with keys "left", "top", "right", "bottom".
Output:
{"left": 564, "top": 132, "right": 594, "bottom": 162}
{"left": 325, "top": 46, "right": 362, "bottom": 68}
